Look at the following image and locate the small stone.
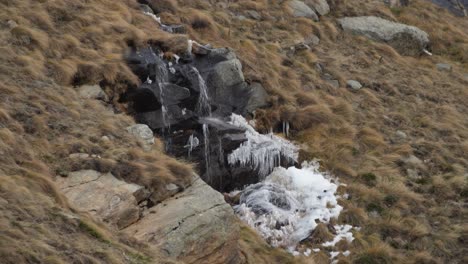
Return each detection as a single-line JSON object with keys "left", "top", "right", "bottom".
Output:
{"left": 126, "top": 124, "right": 154, "bottom": 150}
{"left": 305, "top": 34, "right": 320, "bottom": 46}
{"left": 101, "top": 136, "right": 110, "bottom": 142}
{"left": 436, "top": 63, "right": 452, "bottom": 72}
{"left": 7, "top": 20, "right": 18, "bottom": 29}
{"left": 236, "top": 15, "right": 247, "bottom": 21}
{"left": 347, "top": 80, "right": 363, "bottom": 91}
{"left": 406, "top": 168, "right": 420, "bottom": 180}
{"left": 392, "top": 130, "right": 407, "bottom": 143}
{"left": 245, "top": 10, "right": 261, "bottom": 20}
{"left": 326, "top": 79, "right": 340, "bottom": 88}
{"left": 166, "top": 183, "right": 179, "bottom": 192}
{"left": 69, "top": 153, "right": 90, "bottom": 159}
{"left": 315, "top": 63, "right": 324, "bottom": 73}
{"left": 78, "top": 85, "right": 108, "bottom": 101}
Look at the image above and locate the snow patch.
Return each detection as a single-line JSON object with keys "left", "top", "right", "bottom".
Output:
{"left": 234, "top": 161, "right": 342, "bottom": 251}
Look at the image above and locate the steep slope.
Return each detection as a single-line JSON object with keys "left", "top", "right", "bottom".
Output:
{"left": 1, "top": 0, "right": 467, "bottom": 263}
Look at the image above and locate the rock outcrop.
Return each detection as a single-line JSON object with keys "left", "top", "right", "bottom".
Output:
{"left": 122, "top": 45, "right": 290, "bottom": 192}
{"left": 56, "top": 170, "right": 143, "bottom": 229}
{"left": 124, "top": 176, "right": 241, "bottom": 264}
{"left": 338, "top": 16, "right": 430, "bottom": 56}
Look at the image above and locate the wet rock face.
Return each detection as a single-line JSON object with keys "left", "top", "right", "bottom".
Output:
{"left": 123, "top": 46, "right": 282, "bottom": 192}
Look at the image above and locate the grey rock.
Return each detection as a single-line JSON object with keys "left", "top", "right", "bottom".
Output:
{"left": 78, "top": 85, "right": 108, "bottom": 101}
{"left": 288, "top": 0, "right": 319, "bottom": 21}
{"left": 246, "top": 10, "right": 262, "bottom": 20}
{"left": 56, "top": 170, "right": 143, "bottom": 229}
{"left": 211, "top": 59, "right": 245, "bottom": 88}
{"left": 126, "top": 124, "right": 154, "bottom": 149}
{"left": 326, "top": 79, "right": 340, "bottom": 88}
{"left": 165, "top": 183, "right": 180, "bottom": 196}
{"left": 347, "top": 80, "right": 363, "bottom": 91}
{"left": 401, "top": 155, "right": 425, "bottom": 169}
{"left": 69, "top": 153, "right": 90, "bottom": 159}
{"left": 123, "top": 176, "right": 241, "bottom": 264}
{"left": 7, "top": 20, "right": 18, "bottom": 29}
{"left": 305, "top": 0, "right": 330, "bottom": 16}
{"left": 246, "top": 82, "right": 269, "bottom": 114}
{"left": 436, "top": 63, "right": 452, "bottom": 72}
{"left": 392, "top": 130, "right": 407, "bottom": 143}
{"left": 305, "top": 34, "right": 320, "bottom": 46}
{"left": 236, "top": 15, "right": 247, "bottom": 21}
{"left": 464, "top": 73, "right": 468, "bottom": 81}
{"left": 338, "top": 16, "right": 430, "bottom": 56}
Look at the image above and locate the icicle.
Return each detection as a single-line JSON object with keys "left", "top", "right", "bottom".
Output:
{"left": 228, "top": 114, "right": 298, "bottom": 177}
{"left": 423, "top": 49, "right": 433, "bottom": 56}
{"left": 173, "top": 54, "right": 180, "bottom": 64}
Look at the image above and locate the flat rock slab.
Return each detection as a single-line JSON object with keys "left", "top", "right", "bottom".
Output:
{"left": 338, "top": 16, "right": 430, "bottom": 56}
{"left": 124, "top": 177, "right": 241, "bottom": 264}
{"left": 56, "top": 170, "right": 143, "bottom": 229}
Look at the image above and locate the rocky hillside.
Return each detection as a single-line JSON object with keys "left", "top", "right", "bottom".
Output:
{"left": 1, "top": 0, "right": 467, "bottom": 263}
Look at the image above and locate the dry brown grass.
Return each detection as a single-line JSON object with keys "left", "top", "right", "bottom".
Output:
{"left": 1, "top": 0, "right": 467, "bottom": 263}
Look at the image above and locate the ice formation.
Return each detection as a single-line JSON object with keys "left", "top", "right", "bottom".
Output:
{"left": 228, "top": 114, "right": 299, "bottom": 177}
{"left": 234, "top": 161, "right": 343, "bottom": 251}
{"left": 143, "top": 11, "right": 161, "bottom": 25}
{"left": 322, "top": 224, "right": 355, "bottom": 247}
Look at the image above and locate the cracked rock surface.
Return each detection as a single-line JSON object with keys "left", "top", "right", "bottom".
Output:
{"left": 123, "top": 176, "right": 241, "bottom": 264}
{"left": 56, "top": 170, "right": 143, "bottom": 229}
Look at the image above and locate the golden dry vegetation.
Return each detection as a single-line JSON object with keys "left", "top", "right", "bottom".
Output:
{"left": 1, "top": 0, "right": 467, "bottom": 263}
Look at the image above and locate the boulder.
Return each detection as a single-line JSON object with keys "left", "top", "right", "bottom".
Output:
{"left": 338, "top": 16, "right": 430, "bottom": 56}
{"left": 436, "top": 63, "right": 452, "bottom": 72}
{"left": 56, "top": 170, "right": 143, "bottom": 229}
{"left": 246, "top": 82, "right": 269, "bottom": 114}
{"left": 305, "top": 0, "right": 330, "bottom": 16}
{"left": 210, "top": 59, "right": 245, "bottom": 88}
{"left": 347, "top": 80, "right": 363, "bottom": 91}
{"left": 288, "top": 0, "right": 319, "bottom": 21}
{"left": 78, "top": 85, "right": 108, "bottom": 101}
{"left": 126, "top": 124, "right": 155, "bottom": 149}
{"left": 123, "top": 176, "right": 241, "bottom": 264}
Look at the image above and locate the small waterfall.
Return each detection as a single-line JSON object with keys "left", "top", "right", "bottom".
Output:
{"left": 202, "top": 123, "right": 211, "bottom": 183}
{"left": 193, "top": 67, "right": 212, "bottom": 117}
{"left": 185, "top": 134, "right": 199, "bottom": 158}
{"left": 282, "top": 121, "right": 290, "bottom": 138}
